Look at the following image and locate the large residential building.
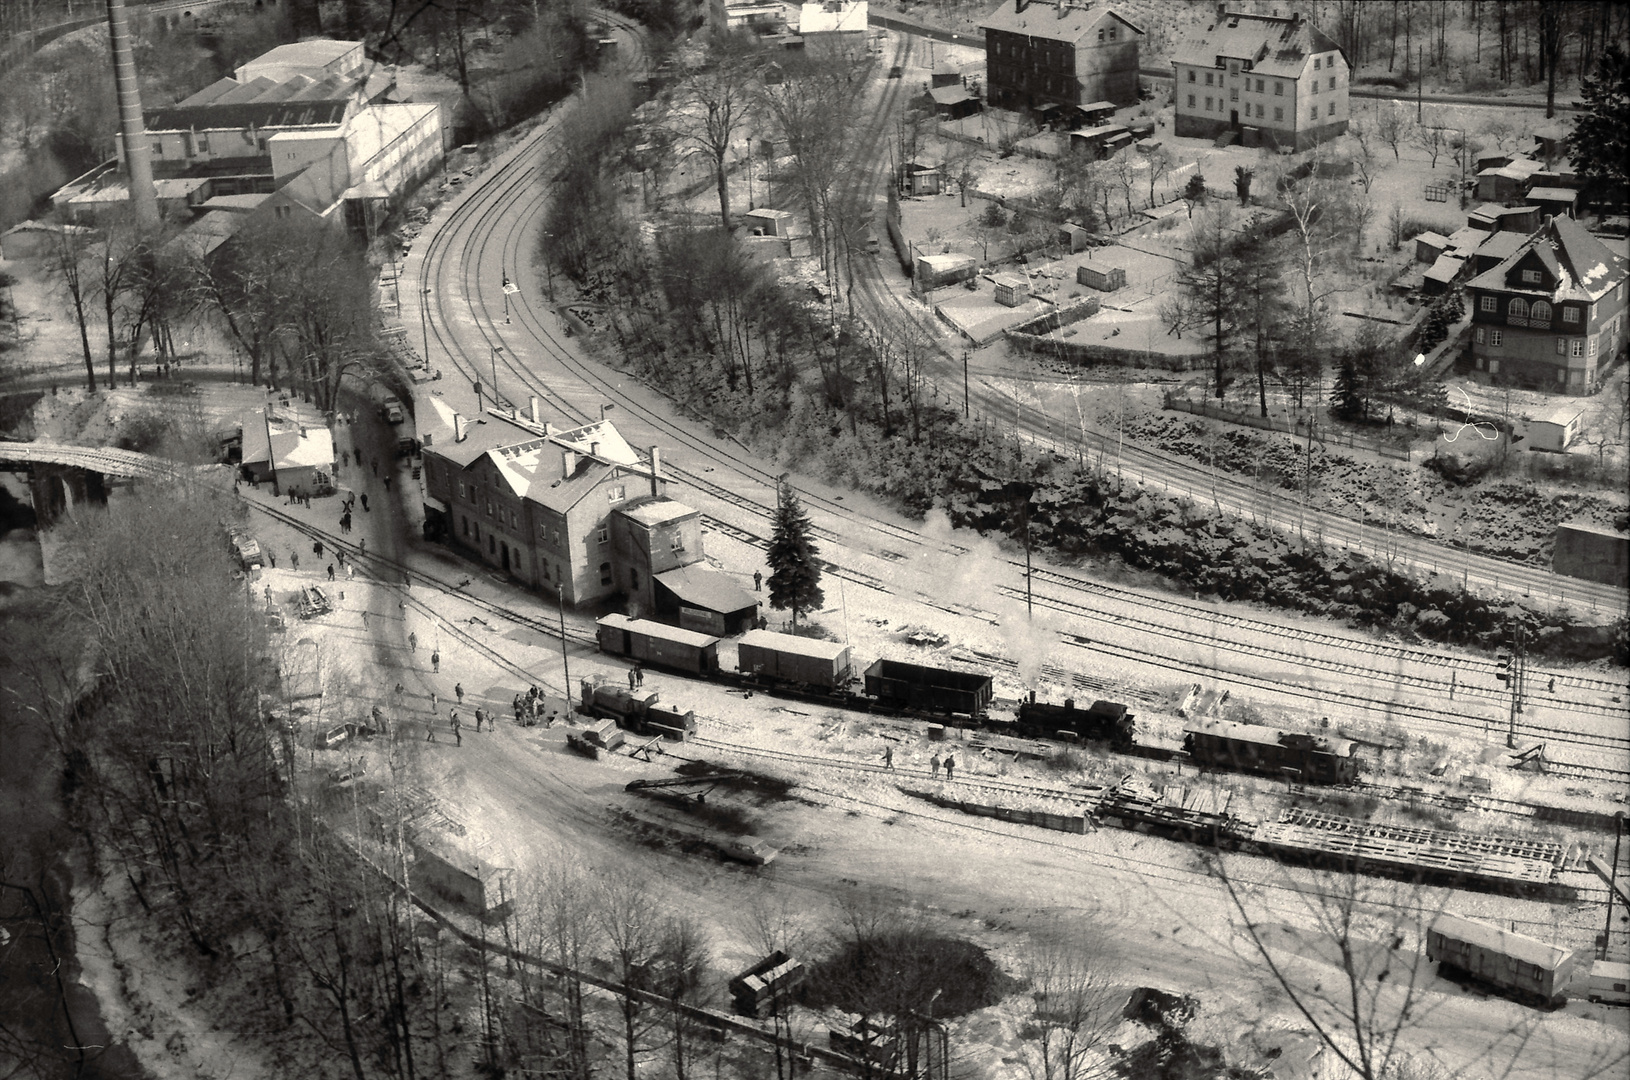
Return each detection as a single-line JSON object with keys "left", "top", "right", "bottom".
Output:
{"left": 981, "top": 1, "right": 1144, "bottom": 113}
{"left": 1171, "top": 6, "right": 1347, "bottom": 151}
{"left": 1466, "top": 216, "right": 1629, "bottom": 394}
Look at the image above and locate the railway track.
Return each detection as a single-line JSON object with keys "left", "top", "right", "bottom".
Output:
{"left": 406, "top": 23, "right": 1629, "bottom": 785}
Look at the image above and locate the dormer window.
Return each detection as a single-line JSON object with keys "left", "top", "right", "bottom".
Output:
{"left": 607, "top": 484, "right": 626, "bottom": 503}
{"left": 1521, "top": 269, "right": 1541, "bottom": 284}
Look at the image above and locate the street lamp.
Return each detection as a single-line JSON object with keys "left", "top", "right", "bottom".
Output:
{"left": 420, "top": 287, "right": 432, "bottom": 365}
{"left": 490, "top": 345, "right": 503, "bottom": 408}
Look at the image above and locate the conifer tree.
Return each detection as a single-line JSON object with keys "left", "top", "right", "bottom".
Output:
{"left": 1329, "top": 357, "right": 1364, "bottom": 422}
{"left": 766, "top": 484, "right": 824, "bottom": 630}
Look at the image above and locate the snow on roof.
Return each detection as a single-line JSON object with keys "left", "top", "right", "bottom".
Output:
{"left": 1465, "top": 216, "right": 1626, "bottom": 301}
{"left": 981, "top": 2, "right": 1143, "bottom": 45}
{"left": 1473, "top": 230, "right": 1525, "bottom": 259}
{"left": 798, "top": 1, "right": 867, "bottom": 34}
{"left": 1532, "top": 405, "right": 1584, "bottom": 426}
{"left": 239, "top": 407, "right": 334, "bottom": 470}
{"left": 1413, "top": 231, "right": 1449, "bottom": 247}
{"left": 655, "top": 564, "right": 759, "bottom": 616}
{"left": 1423, "top": 254, "right": 1465, "bottom": 283}
{"left": 918, "top": 253, "right": 976, "bottom": 272}
{"left": 1430, "top": 913, "right": 1573, "bottom": 973}
{"left": 340, "top": 102, "right": 439, "bottom": 168}
{"left": 1170, "top": 8, "right": 1337, "bottom": 79}
{"left": 617, "top": 498, "right": 697, "bottom": 527}
{"left": 1526, "top": 186, "right": 1578, "bottom": 202}
{"left": 739, "top": 629, "right": 850, "bottom": 661}
{"left": 598, "top": 613, "right": 720, "bottom": 649}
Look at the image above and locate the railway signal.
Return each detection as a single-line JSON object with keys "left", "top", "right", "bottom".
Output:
{"left": 1498, "top": 624, "right": 1527, "bottom": 749}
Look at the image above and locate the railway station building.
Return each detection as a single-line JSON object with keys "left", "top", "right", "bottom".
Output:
{"left": 419, "top": 403, "right": 757, "bottom": 626}
{"left": 981, "top": 1, "right": 1144, "bottom": 113}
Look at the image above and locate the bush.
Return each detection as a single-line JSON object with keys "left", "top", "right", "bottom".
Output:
{"left": 980, "top": 201, "right": 1008, "bottom": 228}
{"left": 805, "top": 931, "right": 1014, "bottom": 1019}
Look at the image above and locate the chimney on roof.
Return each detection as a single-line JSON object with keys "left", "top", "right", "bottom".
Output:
{"left": 1056, "top": 0, "right": 1065, "bottom": 18}
{"left": 648, "top": 447, "right": 661, "bottom": 498}
{"left": 529, "top": 396, "right": 540, "bottom": 425}
{"left": 544, "top": 422, "right": 556, "bottom": 436}
{"left": 561, "top": 450, "right": 577, "bottom": 478}
{"left": 590, "top": 441, "right": 601, "bottom": 459}
{"left": 1217, "top": 3, "right": 1226, "bottom": 20}
{"left": 454, "top": 413, "right": 467, "bottom": 443}
{"left": 1014, "top": 0, "right": 1029, "bottom": 14}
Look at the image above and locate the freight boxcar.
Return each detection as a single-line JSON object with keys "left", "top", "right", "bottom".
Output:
{"left": 598, "top": 614, "right": 721, "bottom": 675}
{"left": 863, "top": 659, "right": 993, "bottom": 717}
{"left": 1588, "top": 960, "right": 1629, "bottom": 1005}
{"left": 737, "top": 630, "right": 853, "bottom": 690}
{"left": 1015, "top": 694, "right": 1135, "bottom": 747}
{"left": 1427, "top": 912, "right": 1577, "bottom": 1009}
{"left": 1182, "top": 719, "right": 1359, "bottom": 785}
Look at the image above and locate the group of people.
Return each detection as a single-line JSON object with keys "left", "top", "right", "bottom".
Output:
{"left": 881, "top": 746, "right": 955, "bottom": 779}
{"left": 514, "top": 685, "right": 551, "bottom": 727}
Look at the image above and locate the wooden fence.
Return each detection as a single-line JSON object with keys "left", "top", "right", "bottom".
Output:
{"left": 1163, "top": 394, "right": 1413, "bottom": 460}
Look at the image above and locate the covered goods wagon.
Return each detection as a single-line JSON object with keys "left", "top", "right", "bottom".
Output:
{"left": 863, "top": 659, "right": 993, "bottom": 716}
{"left": 737, "top": 630, "right": 853, "bottom": 689}
{"left": 597, "top": 614, "right": 721, "bottom": 675}
{"left": 1427, "top": 912, "right": 1576, "bottom": 1008}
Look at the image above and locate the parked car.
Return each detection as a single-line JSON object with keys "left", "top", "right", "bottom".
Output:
{"left": 381, "top": 396, "right": 405, "bottom": 424}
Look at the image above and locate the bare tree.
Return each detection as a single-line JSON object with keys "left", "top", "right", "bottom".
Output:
{"left": 1414, "top": 123, "right": 1445, "bottom": 169}
{"left": 743, "top": 890, "right": 814, "bottom": 1080}
{"left": 1374, "top": 100, "right": 1408, "bottom": 160}
{"left": 1145, "top": 147, "right": 1175, "bottom": 207}
{"left": 1351, "top": 121, "right": 1378, "bottom": 193}
{"left": 1017, "top": 924, "right": 1122, "bottom": 1080}
{"left": 1111, "top": 152, "right": 1139, "bottom": 220}
{"left": 597, "top": 870, "right": 664, "bottom": 1080}
{"left": 673, "top": 44, "right": 757, "bottom": 229}
{"left": 47, "top": 225, "right": 98, "bottom": 391}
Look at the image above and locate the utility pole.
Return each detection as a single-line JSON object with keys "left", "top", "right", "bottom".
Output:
{"left": 962, "top": 350, "right": 970, "bottom": 417}
{"left": 557, "top": 588, "right": 571, "bottom": 695}
{"left": 420, "top": 287, "right": 431, "bottom": 364}
{"left": 490, "top": 345, "right": 503, "bottom": 408}
{"left": 1497, "top": 622, "right": 1526, "bottom": 749}
{"left": 1606, "top": 812, "right": 1625, "bottom": 960}
{"left": 1416, "top": 43, "right": 1424, "bottom": 124}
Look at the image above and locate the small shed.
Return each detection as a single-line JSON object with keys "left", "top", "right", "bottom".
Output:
{"left": 1470, "top": 229, "right": 1526, "bottom": 273}
{"left": 1058, "top": 222, "right": 1092, "bottom": 252}
{"left": 913, "top": 252, "right": 977, "bottom": 291}
{"left": 1527, "top": 186, "right": 1578, "bottom": 220}
{"left": 1070, "top": 123, "right": 1129, "bottom": 159}
{"left": 653, "top": 563, "right": 760, "bottom": 636}
{"left": 1527, "top": 405, "right": 1584, "bottom": 452}
{"left": 1077, "top": 100, "right": 1116, "bottom": 125}
{"left": 741, "top": 208, "right": 795, "bottom": 238}
{"left": 992, "top": 274, "right": 1026, "bottom": 307}
{"left": 1077, "top": 260, "right": 1126, "bottom": 292}
{"left": 0, "top": 220, "right": 95, "bottom": 261}
{"left": 927, "top": 84, "right": 980, "bottom": 120}
{"left": 1553, "top": 521, "right": 1629, "bottom": 587}
{"left": 409, "top": 836, "right": 515, "bottom": 919}
{"left": 930, "top": 66, "right": 962, "bottom": 89}
{"left": 898, "top": 161, "right": 941, "bottom": 196}
{"left": 1421, "top": 254, "right": 1467, "bottom": 296}
{"left": 1413, "top": 231, "right": 1450, "bottom": 265}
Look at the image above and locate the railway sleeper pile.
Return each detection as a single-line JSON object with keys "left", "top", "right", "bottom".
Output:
{"left": 899, "top": 787, "right": 1089, "bottom": 834}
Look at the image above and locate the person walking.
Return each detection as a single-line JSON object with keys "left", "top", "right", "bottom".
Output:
{"left": 450, "top": 710, "right": 462, "bottom": 746}
{"left": 314, "top": 540, "right": 324, "bottom": 557}
{"left": 361, "top": 609, "right": 370, "bottom": 629}
{"left": 327, "top": 564, "right": 335, "bottom": 581}
{"left": 455, "top": 682, "right": 464, "bottom": 705}
{"left": 474, "top": 708, "right": 484, "bottom": 733}
{"left": 268, "top": 551, "right": 277, "bottom": 568}
{"left": 430, "top": 690, "right": 438, "bottom": 714}
{"left": 943, "top": 754, "right": 955, "bottom": 781}
{"left": 930, "top": 754, "right": 941, "bottom": 778}
{"left": 347, "top": 564, "right": 355, "bottom": 581}
{"left": 628, "top": 667, "right": 638, "bottom": 690}
{"left": 426, "top": 719, "right": 437, "bottom": 742}
{"left": 431, "top": 650, "right": 440, "bottom": 673}
{"left": 291, "top": 551, "right": 300, "bottom": 571}
{"left": 361, "top": 493, "right": 370, "bottom": 512}
{"left": 635, "top": 664, "right": 644, "bottom": 688}
{"left": 359, "top": 538, "right": 366, "bottom": 554}
{"left": 409, "top": 631, "right": 418, "bottom": 653}
{"left": 883, "top": 745, "right": 894, "bottom": 769}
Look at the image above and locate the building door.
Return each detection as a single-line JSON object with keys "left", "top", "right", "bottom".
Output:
{"left": 1230, "top": 109, "right": 1240, "bottom": 129}
{"left": 501, "top": 542, "right": 510, "bottom": 573}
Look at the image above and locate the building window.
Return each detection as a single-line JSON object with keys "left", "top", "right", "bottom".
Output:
{"left": 197, "top": 133, "right": 210, "bottom": 153}
{"left": 1573, "top": 338, "right": 1586, "bottom": 357}
{"left": 1274, "top": 81, "right": 1283, "bottom": 96}
{"left": 670, "top": 533, "right": 685, "bottom": 552}
{"left": 1313, "top": 80, "right": 1320, "bottom": 94}
{"left": 1188, "top": 94, "right": 1196, "bottom": 107}
{"left": 1107, "top": 26, "right": 1116, "bottom": 40}
{"left": 1556, "top": 336, "right": 1567, "bottom": 354}
{"left": 607, "top": 484, "right": 626, "bottom": 503}
{"left": 1256, "top": 104, "right": 1265, "bottom": 118}
{"left": 1315, "top": 57, "right": 1322, "bottom": 70}
{"left": 1475, "top": 328, "right": 1485, "bottom": 344}
{"left": 1558, "top": 368, "right": 1568, "bottom": 384}
{"left": 152, "top": 141, "right": 164, "bottom": 157}
{"left": 1188, "top": 69, "right": 1196, "bottom": 82}
{"left": 599, "top": 561, "right": 613, "bottom": 586}
{"left": 1328, "top": 101, "right": 1336, "bottom": 116}
{"left": 1521, "top": 269, "right": 1541, "bottom": 284}
{"left": 1588, "top": 337, "right": 1597, "bottom": 356}
{"left": 1205, "top": 72, "right": 1214, "bottom": 86}
{"left": 1097, "top": 28, "right": 1104, "bottom": 41}
{"left": 1310, "top": 107, "right": 1317, "bottom": 121}
{"left": 462, "top": 516, "right": 470, "bottom": 536}
{"left": 488, "top": 535, "right": 496, "bottom": 554}
{"left": 1230, "top": 88, "right": 1239, "bottom": 102}
{"left": 597, "top": 526, "right": 609, "bottom": 545}
{"left": 1490, "top": 330, "right": 1503, "bottom": 347}
{"left": 1562, "top": 306, "right": 1580, "bottom": 323}
{"left": 1479, "top": 296, "right": 1496, "bottom": 312}
{"left": 1255, "top": 78, "right": 1264, "bottom": 92}
{"left": 1530, "top": 301, "right": 1551, "bottom": 321}
{"left": 1274, "top": 106, "right": 1284, "bottom": 121}
{"left": 458, "top": 480, "right": 466, "bottom": 497}
{"left": 1206, "top": 96, "right": 1213, "bottom": 111}
{"left": 1329, "top": 76, "right": 1336, "bottom": 90}
{"left": 486, "top": 500, "right": 493, "bottom": 517}
{"left": 509, "top": 510, "right": 517, "bottom": 528}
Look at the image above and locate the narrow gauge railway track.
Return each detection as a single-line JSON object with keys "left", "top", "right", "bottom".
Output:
{"left": 1003, "top": 575, "right": 1626, "bottom": 721}
{"left": 1025, "top": 564, "right": 1629, "bottom": 699}
{"left": 414, "top": 29, "right": 1627, "bottom": 777}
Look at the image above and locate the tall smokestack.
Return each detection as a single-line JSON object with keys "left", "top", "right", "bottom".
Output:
{"left": 648, "top": 447, "right": 661, "bottom": 498}
{"left": 106, "top": 0, "right": 158, "bottom": 226}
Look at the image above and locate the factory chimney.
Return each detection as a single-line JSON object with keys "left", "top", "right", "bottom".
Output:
{"left": 648, "top": 447, "right": 662, "bottom": 498}
{"left": 105, "top": 0, "right": 158, "bottom": 226}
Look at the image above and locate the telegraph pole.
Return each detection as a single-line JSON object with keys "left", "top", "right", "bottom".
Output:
{"left": 1498, "top": 622, "right": 1527, "bottom": 749}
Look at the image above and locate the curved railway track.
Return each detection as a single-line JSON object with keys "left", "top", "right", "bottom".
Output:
{"left": 405, "top": 25, "right": 1629, "bottom": 780}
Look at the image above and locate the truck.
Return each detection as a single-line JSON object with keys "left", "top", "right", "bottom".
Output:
{"left": 231, "top": 533, "right": 264, "bottom": 571}
{"left": 1588, "top": 960, "right": 1630, "bottom": 1005}
{"left": 1427, "top": 912, "right": 1577, "bottom": 1009}
{"left": 380, "top": 395, "right": 405, "bottom": 424}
